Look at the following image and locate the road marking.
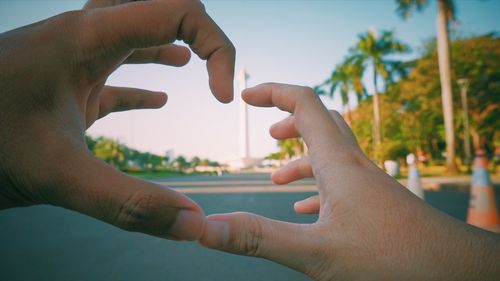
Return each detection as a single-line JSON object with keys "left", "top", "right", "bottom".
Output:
{"left": 173, "top": 185, "right": 317, "bottom": 194}
{"left": 157, "top": 180, "right": 315, "bottom": 187}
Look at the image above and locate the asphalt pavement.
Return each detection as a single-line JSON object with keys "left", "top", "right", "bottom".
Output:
{"left": 0, "top": 173, "right": 498, "bottom": 281}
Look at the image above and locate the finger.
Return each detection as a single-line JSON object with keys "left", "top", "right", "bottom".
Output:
{"left": 82, "top": 0, "right": 235, "bottom": 103}
{"left": 124, "top": 44, "right": 191, "bottom": 66}
{"left": 47, "top": 140, "right": 205, "bottom": 241}
{"left": 242, "top": 83, "right": 347, "bottom": 161}
{"left": 242, "top": 83, "right": 341, "bottom": 142}
{"left": 269, "top": 116, "right": 299, "bottom": 140}
{"left": 271, "top": 157, "right": 313, "bottom": 185}
{"left": 294, "top": 195, "right": 320, "bottom": 214}
{"left": 97, "top": 86, "right": 168, "bottom": 119}
{"left": 200, "top": 212, "right": 318, "bottom": 273}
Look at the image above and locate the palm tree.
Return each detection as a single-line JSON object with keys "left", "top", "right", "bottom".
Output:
{"left": 396, "top": 0, "right": 458, "bottom": 172}
{"left": 315, "top": 56, "right": 365, "bottom": 126}
{"left": 351, "top": 29, "right": 409, "bottom": 148}
{"left": 277, "top": 138, "right": 304, "bottom": 160}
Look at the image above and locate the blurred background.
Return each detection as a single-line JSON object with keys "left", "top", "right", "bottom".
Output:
{"left": 0, "top": 0, "right": 499, "bottom": 280}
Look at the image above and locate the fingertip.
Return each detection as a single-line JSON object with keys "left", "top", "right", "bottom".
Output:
{"left": 147, "top": 91, "right": 168, "bottom": 109}
{"left": 293, "top": 202, "right": 309, "bottom": 215}
{"left": 200, "top": 216, "right": 230, "bottom": 249}
{"left": 168, "top": 209, "right": 207, "bottom": 241}
{"left": 271, "top": 170, "right": 287, "bottom": 185}
{"left": 156, "top": 91, "right": 168, "bottom": 106}
{"left": 293, "top": 201, "right": 301, "bottom": 213}
{"left": 241, "top": 87, "right": 256, "bottom": 103}
{"left": 210, "top": 83, "right": 234, "bottom": 104}
{"left": 179, "top": 47, "right": 192, "bottom": 66}
{"left": 269, "top": 123, "right": 279, "bottom": 139}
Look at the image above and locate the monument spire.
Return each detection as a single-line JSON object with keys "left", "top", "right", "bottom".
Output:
{"left": 238, "top": 66, "right": 250, "bottom": 159}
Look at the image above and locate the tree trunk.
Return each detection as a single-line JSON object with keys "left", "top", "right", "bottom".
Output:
{"left": 436, "top": 0, "right": 459, "bottom": 173}
{"left": 372, "top": 70, "right": 382, "bottom": 147}
{"left": 470, "top": 127, "right": 481, "bottom": 151}
{"left": 344, "top": 107, "right": 353, "bottom": 127}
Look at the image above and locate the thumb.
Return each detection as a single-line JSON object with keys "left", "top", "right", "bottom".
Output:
{"left": 46, "top": 142, "right": 205, "bottom": 241}
{"left": 200, "top": 212, "right": 319, "bottom": 273}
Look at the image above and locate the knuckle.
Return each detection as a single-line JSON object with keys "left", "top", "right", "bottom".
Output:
{"left": 300, "top": 86, "right": 318, "bottom": 101}
{"left": 225, "top": 43, "right": 236, "bottom": 59}
{"left": 344, "top": 149, "right": 370, "bottom": 168}
{"left": 193, "top": 0, "right": 206, "bottom": 12}
{"left": 46, "top": 10, "right": 84, "bottom": 28}
{"left": 114, "top": 191, "right": 155, "bottom": 232}
{"left": 231, "top": 214, "right": 265, "bottom": 257}
{"left": 328, "top": 109, "right": 342, "bottom": 119}
{"left": 171, "top": 0, "right": 204, "bottom": 14}
{"left": 44, "top": 10, "right": 84, "bottom": 51}
{"left": 185, "top": 0, "right": 206, "bottom": 12}
{"left": 55, "top": 10, "right": 104, "bottom": 84}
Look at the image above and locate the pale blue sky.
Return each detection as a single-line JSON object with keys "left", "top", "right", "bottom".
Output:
{"left": 1, "top": 0, "right": 499, "bottom": 161}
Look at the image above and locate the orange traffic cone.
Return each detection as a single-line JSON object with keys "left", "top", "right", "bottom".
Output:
{"left": 466, "top": 149, "right": 500, "bottom": 232}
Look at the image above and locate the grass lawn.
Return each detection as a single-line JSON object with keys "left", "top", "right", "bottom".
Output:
{"left": 126, "top": 170, "right": 218, "bottom": 179}
{"left": 126, "top": 170, "right": 186, "bottom": 179}
{"left": 399, "top": 164, "right": 499, "bottom": 178}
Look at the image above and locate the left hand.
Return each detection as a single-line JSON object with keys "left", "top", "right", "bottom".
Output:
{"left": 0, "top": 0, "right": 235, "bottom": 240}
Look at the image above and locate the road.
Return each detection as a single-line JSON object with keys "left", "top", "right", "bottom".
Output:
{"left": 0, "top": 173, "right": 498, "bottom": 281}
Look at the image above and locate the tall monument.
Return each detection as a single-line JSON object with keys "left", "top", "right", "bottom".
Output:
{"left": 238, "top": 66, "right": 250, "bottom": 159}
{"left": 226, "top": 66, "right": 261, "bottom": 170}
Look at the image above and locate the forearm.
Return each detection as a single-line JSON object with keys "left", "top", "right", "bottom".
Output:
{"left": 441, "top": 220, "right": 500, "bottom": 280}
{"left": 413, "top": 206, "right": 500, "bottom": 281}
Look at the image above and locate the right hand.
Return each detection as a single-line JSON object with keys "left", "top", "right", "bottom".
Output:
{"left": 200, "top": 83, "right": 500, "bottom": 280}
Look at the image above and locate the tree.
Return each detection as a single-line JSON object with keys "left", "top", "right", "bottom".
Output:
{"left": 450, "top": 34, "right": 500, "bottom": 152}
{"left": 277, "top": 138, "right": 304, "bottom": 160}
{"left": 85, "top": 135, "right": 97, "bottom": 151}
{"left": 149, "top": 154, "right": 163, "bottom": 172}
{"left": 173, "top": 156, "right": 189, "bottom": 172}
{"left": 350, "top": 34, "right": 499, "bottom": 165}
{"left": 190, "top": 156, "right": 201, "bottom": 169}
{"left": 315, "top": 56, "right": 365, "bottom": 125}
{"left": 93, "top": 138, "right": 126, "bottom": 168}
{"left": 398, "top": 34, "right": 500, "bottom": 158}
{"left": 396, "top": 0, "right": 459, "bottom": 172}
{"left": 351, "top": 29, "right": 409, "bottom": 150}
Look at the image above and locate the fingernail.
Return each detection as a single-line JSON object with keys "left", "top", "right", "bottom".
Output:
{"left": 169, "top": 210, "right": 205, "bottom": 241}
{"left": 203, "top": 219, "right": 229, "bottom": 249}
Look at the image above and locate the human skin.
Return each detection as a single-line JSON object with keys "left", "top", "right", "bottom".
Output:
{"left": 0, "top": 0, "right": 235, "bottom": 241}
{"left": 200, "top": 83, "right": 500, "bottom": 280}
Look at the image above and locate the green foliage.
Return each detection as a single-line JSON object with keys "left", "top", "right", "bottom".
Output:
{"left": 396, "top": 0, "right": 455, "bottom": 22}
{"left": 85, "top": 135, "right": 220, "bottom": 173}
{"left": 190, "top": 156, "right": 201, "bottom": 168}
{"left": 351, "top": 29, "right": 410, "bottom": 88}
{"left": 173, "top": 156, "right": 189, "bottom": 172}
{"left": 374, "top": 139, "right": 410, "bottom": 161}
{"left": 278, "top": 138, "right": 304, "bottom": 160}
{"left": 315, "top": 56, "right": 365, "bottom": 123}
{"left": 348, "top": 34, "right": 499, "bottom": 162}
{"left": 450, "top": 34, "right": 500, "bottom": 148}
{"left": 92, "top": 137, "right": 126, "bottom": 168}
{"left": 266, "top": 138, "right": 304, "bottom": 160}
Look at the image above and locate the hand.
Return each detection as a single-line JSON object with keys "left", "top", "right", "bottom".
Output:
{"left": 0, "top": 0, "right": 234, "bottom": 240}
{"left": 200, "top": 84, "right": 500, "bottom": 280}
